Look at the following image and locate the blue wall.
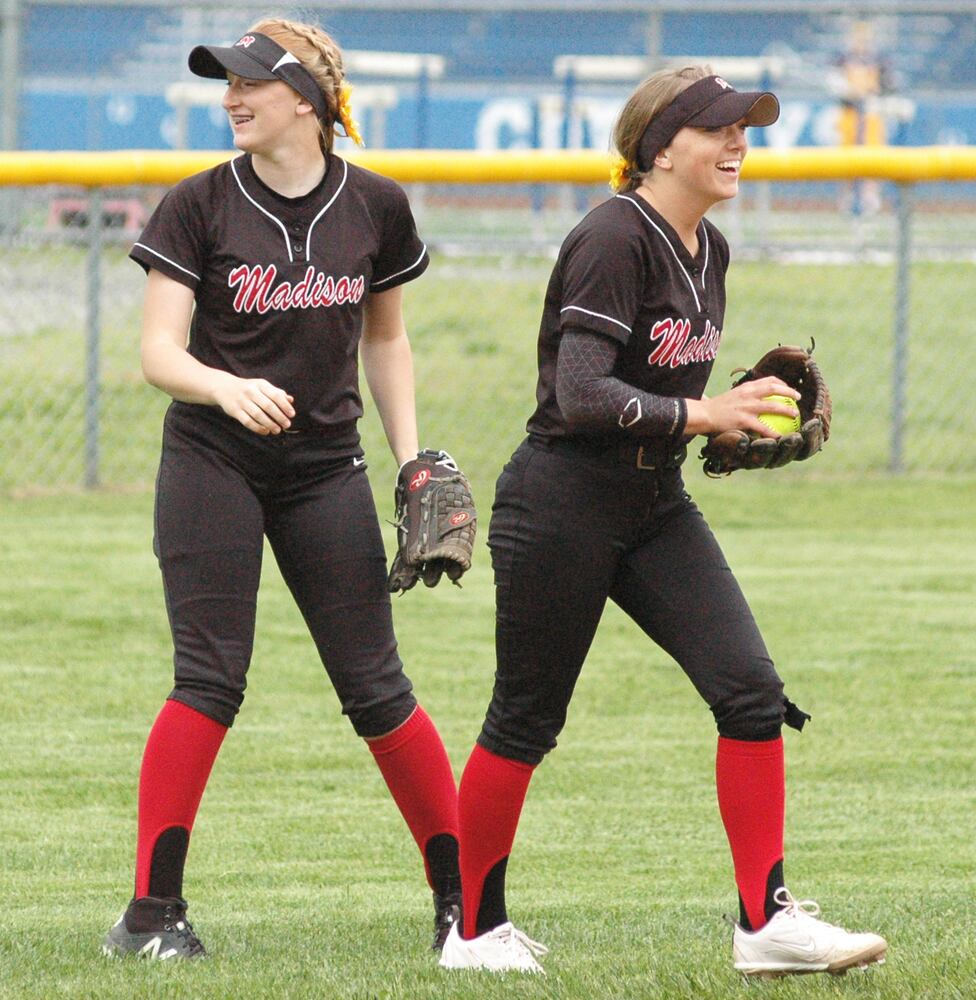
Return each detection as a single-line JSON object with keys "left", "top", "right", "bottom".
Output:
{"left": 20, "top": 86, "right": 976, "bottom": 153}
{"left": 17, "top": 4, "right": 976, "bottom": 151}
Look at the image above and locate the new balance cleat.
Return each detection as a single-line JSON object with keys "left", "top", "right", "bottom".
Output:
{"left": 439, "top": 920, "right": 548, "bottom": 973}
{"left": 432, "top": 887, "right": 462, "bottom": 951}
{"left": 732, "top": 888, "right": 886, "bottom": 978}
{"left": 102, "top": 896, "right": 207, "bottom": 960}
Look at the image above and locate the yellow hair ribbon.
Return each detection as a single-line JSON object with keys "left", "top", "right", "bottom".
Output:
{"left": 337, "top": 85, "right": 365, "bottom": 147}
{"left": 609, "top": 154, "right": 630, "bottom": 193}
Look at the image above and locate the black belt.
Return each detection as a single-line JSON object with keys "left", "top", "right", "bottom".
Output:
{"left": 616, "top": 440, "right": 687, "bottom": 471}
{"left": 531, "top": 435, "right": 687, "bottom": 472}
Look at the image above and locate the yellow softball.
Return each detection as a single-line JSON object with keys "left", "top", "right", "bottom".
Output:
{"left": 757, "top": 394, "right": 801, "bottom": 436}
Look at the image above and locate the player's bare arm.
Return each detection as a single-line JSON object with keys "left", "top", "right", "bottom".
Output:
{"left": 141, "top": 269, "right": 295, "bottom": 435}
{"left": 107, "top": 18, "right": 464, "bottom": 965}
{"left": 684, "top": 376, "right": 800, "bottom": 437}
{"left": 360, "top": 285, "right": 420, "bottom": 465}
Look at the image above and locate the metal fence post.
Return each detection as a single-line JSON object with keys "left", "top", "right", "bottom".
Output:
{"left": 891, "top": 183, "right": 913, "bottom": 474}
{"left": 85, "top": 187, "right": 103, "bottom": 488}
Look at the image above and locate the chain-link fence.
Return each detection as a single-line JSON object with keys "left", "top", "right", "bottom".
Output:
{"left": 0, "top": 177, "right": 973, "bottom": 500}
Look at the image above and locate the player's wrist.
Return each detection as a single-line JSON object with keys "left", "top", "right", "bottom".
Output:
{"left": 683, "top": 397, "right": 714, "bottom": 436}
{"left": 395, "top": 448, "right": 420, "bottom": 472}
{"left": 207, "top": 368, "right": 244, "bottom": 408}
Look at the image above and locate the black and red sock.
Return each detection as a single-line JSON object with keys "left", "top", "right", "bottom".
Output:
{"left": 457, "top": 744, "right": 535, "bottom": 938}
{"left": 715, "top": 735, "right": 786, "bottom": 931}
{"left": 135, "top": 699, "right": 227, "bottom": 899}
{"left": 367, "top": 705, "right": 459, "bottom": 896}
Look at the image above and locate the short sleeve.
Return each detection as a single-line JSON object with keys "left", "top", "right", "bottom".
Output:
{"left": 129, "top": 182, "right": 209, "bottom": 290}
{"left": 557, "top": 221, "right": 647, "bottom": 346}
{"left": 369, "top": 182, "right": 429, "bottom": 292}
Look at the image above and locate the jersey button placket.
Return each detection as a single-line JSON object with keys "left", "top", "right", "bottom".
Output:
{"left": 291, "top": 223, "right": 306, "bottom": 260}
{"left": 688, "top": 265, "right": 707, "bottom": 314}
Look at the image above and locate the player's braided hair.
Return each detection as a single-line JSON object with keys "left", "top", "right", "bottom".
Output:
{"left": 609, "top": 65, "right": 710, "bottom": 192}
{"left": 248, "top": 17, "right": 363, "bottom": 153}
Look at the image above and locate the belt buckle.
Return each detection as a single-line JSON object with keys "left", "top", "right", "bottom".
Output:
{"left": 635, "top": 446, "right": 657, "bottom": 471}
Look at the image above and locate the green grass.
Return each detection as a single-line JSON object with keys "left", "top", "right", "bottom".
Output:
{"left": 1, "top": 475, "right": 975, "bottom": 999}
{"left": 2, "top": 250, "right": 975, "bottom": 493}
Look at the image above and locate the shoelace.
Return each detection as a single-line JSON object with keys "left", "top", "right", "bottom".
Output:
{"left": 772, "top": 886, "right": 848, "bottom": 932}
{"left": 773, "top": 886, "right": 883, "bottom": 955}
{"left": 497, "top": 924, "right": 549, "bottom": 957}
{"left": 161, "top": 907, "right": 205, "bottom": 955}
{"left": 772, "top": 887, "right": 821, "bottom": 920}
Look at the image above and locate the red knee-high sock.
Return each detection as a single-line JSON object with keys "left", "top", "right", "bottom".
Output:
{"left": 715, "top": 735, "right": 785, "bottom": 931}
{"left": 135, "top": 699, "right": 228, "bottom": 899}
{"left": 367, "top": 705, "right": 459, "bottom": 893}
{"left": 458, "top": 744, "right": 535, "bottom": 939}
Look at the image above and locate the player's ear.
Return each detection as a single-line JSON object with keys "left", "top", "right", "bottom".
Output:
{"left": 295, "top": 98, "right": 316, "bottom": 117}
{"left": 654, "top": 150, "right": 672, "bottom": 170}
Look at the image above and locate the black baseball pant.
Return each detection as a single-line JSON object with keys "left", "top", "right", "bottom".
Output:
{"left": 153, "top": 402, "right": 416, "bottom": 736}
{"left": 478, "top": 436, "right": 788, "bottom": 766}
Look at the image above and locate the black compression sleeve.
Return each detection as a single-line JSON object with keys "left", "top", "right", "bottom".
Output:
{"left": 555, "top": 327, "right": 688, "bottom": 439}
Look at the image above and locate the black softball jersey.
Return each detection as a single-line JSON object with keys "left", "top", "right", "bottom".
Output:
{"left": 130, "top": 153, "right": 429, "bottom": 446}
{"left": 527, "top": 192, "right": 730, "bottom": 444}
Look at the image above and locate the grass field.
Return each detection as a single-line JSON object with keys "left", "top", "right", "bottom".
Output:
{"left": 2, "top": 227, "right": 975, "bottom": 996}
{"left": 2, "top": 247, "right": 975, "bottom": 493}
{"left": 2, "top": 472, "right": 974, "bottom": 999}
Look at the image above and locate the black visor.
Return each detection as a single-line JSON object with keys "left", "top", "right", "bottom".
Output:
{"left": 635, "top": 75, "right": 779, "bottom": 172}
{"left": 188, "top": 32, "right": 329, "bottom": 121}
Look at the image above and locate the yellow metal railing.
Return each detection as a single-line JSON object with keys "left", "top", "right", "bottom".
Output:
{"left": 3, "top": 146, "right": 976, "bottom": 187}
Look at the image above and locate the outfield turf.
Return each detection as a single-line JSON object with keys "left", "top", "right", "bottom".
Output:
{"left": 2, "top": 250, "right": 974, "bottom": 492}
{"left": 1, "top": 473, "right": 974, "bottom": 999}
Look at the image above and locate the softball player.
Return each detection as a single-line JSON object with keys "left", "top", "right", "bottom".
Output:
{"left": 440, "top": 67, "right": 887, "bottom": 977}
{"left": 102, "top": 18, "right": 460, "bottom": 960}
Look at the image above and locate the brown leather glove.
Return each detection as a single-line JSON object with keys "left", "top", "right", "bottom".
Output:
{"left": 700, "top": 342, "right": 832, "bottom": 476}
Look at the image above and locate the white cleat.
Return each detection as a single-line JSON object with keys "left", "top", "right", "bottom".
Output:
{"left": 732, "top": 887, "right": 887, "bottom": 978}
{"left": 439, "top": 920, "right": 548, "bottom": 973}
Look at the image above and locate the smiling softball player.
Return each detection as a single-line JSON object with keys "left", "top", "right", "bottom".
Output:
{"left": 439, "top": 66, "right": 887, "bottom": 978}
{"left": 102, "top": 17, "right": 467, "bottom": 960}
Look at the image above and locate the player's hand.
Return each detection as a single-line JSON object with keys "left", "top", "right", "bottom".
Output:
{"left": 698, "top": 343, "right": 831, "bottom": 477}
{"left": 213, "top": 375, "right": 296, "bottom": 435}
{"left": 698, "top": 375, "right": 800, "bottom": 438}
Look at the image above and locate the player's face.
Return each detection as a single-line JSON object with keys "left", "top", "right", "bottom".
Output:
{"left": 222, "top": 73, "right": 312, "bottom": 153}
{"left": 664, "top": 119, "right": 750, "bottom": 206}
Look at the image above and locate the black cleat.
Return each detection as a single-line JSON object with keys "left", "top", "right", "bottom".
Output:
{"left": 432, "top": 886, "right": 462, "bottom": 951}
{"left": 102, "top": 896, "right": 207, "bottom": 960}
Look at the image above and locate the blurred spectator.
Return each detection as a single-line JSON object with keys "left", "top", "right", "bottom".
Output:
{"left": 834, "top": 20, "right": 892, "bottom": 215}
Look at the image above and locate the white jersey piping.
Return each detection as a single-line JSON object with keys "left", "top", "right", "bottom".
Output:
{"left": 230, "top": 157, "right": 295, "bottom": 263}
{"left": 700, "top": 222, "right": 711, "bottom": 286}
{"left": 560, "top": 304, "right": 631, "bottom": 333}
{"left": 372, "top": 244, "right": 428, "bottom": 287}
{"left": 133, "top": 243, "right": 201, "bottom": 281}
{"left": 615, "top": 194, "right": 707, "bottom": 313}
{"left": 305, "top": 157, "right": 348, "bottom": 257}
